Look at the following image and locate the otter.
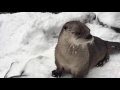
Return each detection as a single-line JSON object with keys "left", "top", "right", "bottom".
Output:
{"left": 52, "top": 21, "right": 120, "bottom": 78}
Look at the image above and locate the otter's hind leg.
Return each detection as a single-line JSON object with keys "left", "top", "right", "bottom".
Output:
{"left": 96, "top": 53, "right": 109, "bottom": 67}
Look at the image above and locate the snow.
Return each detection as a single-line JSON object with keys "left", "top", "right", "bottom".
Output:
{"left": 98, "top": 12, "right": 120, "bottom": 28}
{"left": 0, "top": 12, "right": 120, "bottom": 78}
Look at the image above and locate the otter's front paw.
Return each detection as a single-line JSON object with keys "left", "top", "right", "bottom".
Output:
{"left": 52, "top": 70, "right": 62, "bottom": 78}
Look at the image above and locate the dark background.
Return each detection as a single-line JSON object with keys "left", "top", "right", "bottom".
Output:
{"left": 0, "top": 12, "right": 60, "bottom": 14}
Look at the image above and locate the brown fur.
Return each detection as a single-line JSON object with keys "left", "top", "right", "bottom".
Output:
{"left": 52, "top": 21, "right": 120, "bottom": 78}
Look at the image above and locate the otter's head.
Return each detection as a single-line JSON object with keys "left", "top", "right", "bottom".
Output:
{"left": 60, "top": 21, "right": 94, "bottom": 45}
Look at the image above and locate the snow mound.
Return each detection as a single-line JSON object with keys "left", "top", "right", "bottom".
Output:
{"left": 87, "top": 23, "right": 120, "bottom": 42}
{"left": 98, "top": 12, "right": 120, "bottom": 29}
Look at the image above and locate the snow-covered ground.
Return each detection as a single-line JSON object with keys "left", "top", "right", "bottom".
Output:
{"left": 0, "top": 12, "right": 120, "bottom": 78}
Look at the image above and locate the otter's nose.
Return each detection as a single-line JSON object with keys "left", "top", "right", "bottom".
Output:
{"left": 86, "top": 35, "right": 92, "bottom": 39}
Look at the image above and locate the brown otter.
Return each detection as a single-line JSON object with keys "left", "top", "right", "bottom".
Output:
{"left": 52, "top": 21, "right": 120, "bottom": 78}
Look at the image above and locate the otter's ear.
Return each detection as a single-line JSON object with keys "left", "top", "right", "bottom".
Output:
{"left": 63, "top": 26, "right": 68, "bottom": 31}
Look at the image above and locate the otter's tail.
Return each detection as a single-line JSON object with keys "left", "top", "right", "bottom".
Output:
{"left": 105, "top": 41, "right": 120, "bottom": 54}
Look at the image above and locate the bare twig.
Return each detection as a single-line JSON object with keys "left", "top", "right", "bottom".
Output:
{"left": 4, "top": 62, "right": 15, "bottom": 78}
